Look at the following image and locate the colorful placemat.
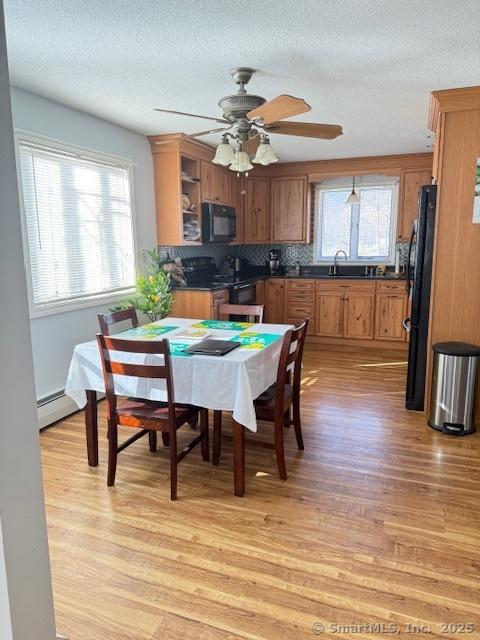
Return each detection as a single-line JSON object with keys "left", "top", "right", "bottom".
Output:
{"left": 168, "top": 341, "right": 193, "bottom": 357}
{"left": 118, "top": 325, "right": 179, "bottom": 340}
{"left": 232, "top": 332, "right": 281, "bottom": 350}
{"left": 192, "top": 320, "right": 253, "bottom": 331}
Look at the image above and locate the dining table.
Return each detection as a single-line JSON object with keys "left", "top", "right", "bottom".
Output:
{"left": 65, "top": 316, "right": 293, "bottom": 496}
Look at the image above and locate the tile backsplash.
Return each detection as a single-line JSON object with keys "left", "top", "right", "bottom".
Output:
{"left": 158, "top": 242, "right": 410, "bottom": 268}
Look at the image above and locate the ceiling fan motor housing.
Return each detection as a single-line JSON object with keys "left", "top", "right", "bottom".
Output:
{"left": 218, "top": 93, "right": 266, "bottom": 123}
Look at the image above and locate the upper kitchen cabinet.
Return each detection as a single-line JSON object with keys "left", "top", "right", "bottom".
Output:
{"left": 149, "top": 134, "right": 214, "bottom": 245}
{"left": 397, "top": 169, "right": 432, "bottom": 241}
{"left": 201, "top": 160, "right": 230, "bottom": 204}
{"left": 244, "top": 176, "right": 270, "bottom": 244}
{"left": 271, "top": 176, "right": 309, "bottom": 243}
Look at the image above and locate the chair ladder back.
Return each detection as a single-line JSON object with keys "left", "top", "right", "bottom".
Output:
{"left": 290, "top": 319, "right": 309, "bottom": 390}
{"left": 98, "top": 307, "right": 138, "bottom": 335}
{"left": 96, "top": 334, "right": 176, "bottom": 420}
{"left": 274, "top": 320, "right": 309, "bottom": 415}
{"left": 218, "top": 303, "right": 264, "bottom": 324}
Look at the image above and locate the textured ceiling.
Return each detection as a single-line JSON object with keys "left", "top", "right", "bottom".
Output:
{"left": 4, "top": 0, "right": 480, "bottom": 161}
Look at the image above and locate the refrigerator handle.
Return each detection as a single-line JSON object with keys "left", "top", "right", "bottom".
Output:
{"left": 406, "top": 223, "right": 416, "bottom": 297}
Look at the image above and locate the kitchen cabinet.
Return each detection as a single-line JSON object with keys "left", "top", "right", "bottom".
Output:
{"left": 315, "top": 280, "right": 376, "bottom": 340}
{"left": 171, "top": 288, "right": 229, "bottom": 320}
{"left": 285, "top": 279, "right": 315, "bottom": 334}
{"left": 151, "top": 149, "right": 202, "bottom": 246}
{"left": 201, "top": 161, "right": 230, "bottom": 204}
{"left": 315, "top": 292, "right": 344, "bottom": 337}
{"left": 244, "top": 177, "right": 270, "bottom": 244}
{"left": 343, "top": 293, "right": 375, "bottom": 340}
{"left": 375, "top": 294, "right": 407, "bottom": 341}
{"left": 397, "top": 169, "right": 432, "bottom": 241}
{"left": 375, "top": 281, "right": 408, "bottom": 341}
{"left": 255, "top": 279, "right": 265, "bottom": 306}
{"left": 271, "top": 176, "right": 309, "bottom": 243}
{"left": 265, "top": 279, "right": 285, "bottom": 324}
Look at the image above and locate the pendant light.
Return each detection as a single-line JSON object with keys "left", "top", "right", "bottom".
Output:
{"left": 346, "top": 176, "right": 360, "bottom": 205}
{"left": 252, "top": 135, "right": 279, "bottom": 165}
{"left": 212, "top": 135, "right": 235, "bottom": 166}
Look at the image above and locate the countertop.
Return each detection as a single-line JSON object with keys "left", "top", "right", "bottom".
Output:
{"left": 172, "top": 273, "right": 406, "bottom": 291}
{"left": 267, "top": 273, "right": 407, "bottom": 281}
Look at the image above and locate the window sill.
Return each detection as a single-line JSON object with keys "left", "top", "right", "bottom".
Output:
{"left": 30, "top": 288, "right": 137, "bottom": 320}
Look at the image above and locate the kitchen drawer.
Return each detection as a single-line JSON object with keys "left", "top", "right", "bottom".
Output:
{"left": 287, "top": 301, "right": 313, "bottom": 318}
{"left": 286, "top": 279, "right": 315, "bottom": 292}
{"left": 286, "top": 302, "right": 314, "bottom": 318}
{"left": 287, "top": 317, "right": 314, "bottom": 335}
{"left": 315, "top": 279, "right": 376, "bottom": 292}
{"left": 286, "top": 291, "right": 315, "bottom": 302}
{"left": 376, "top": 280, "right": 407, "bottom": 293}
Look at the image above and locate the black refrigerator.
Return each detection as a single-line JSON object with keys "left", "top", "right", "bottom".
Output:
{"left": 405, "top": 184, "right": 437, "bottom": 411}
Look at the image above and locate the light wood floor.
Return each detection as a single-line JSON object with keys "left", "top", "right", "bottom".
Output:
{"left": 41, "top": 344, "right": 480, "bottom": 640}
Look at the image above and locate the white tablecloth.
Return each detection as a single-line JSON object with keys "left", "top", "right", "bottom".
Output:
{"left": 65, "top": 317, "right": 292, "bottom": 432}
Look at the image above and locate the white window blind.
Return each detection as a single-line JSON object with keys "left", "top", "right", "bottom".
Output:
{"left": 18, "top": 138, "right": 136, "bottom": 314}
{"left": 314, "top": 176, "right": 398, "bottom": 263}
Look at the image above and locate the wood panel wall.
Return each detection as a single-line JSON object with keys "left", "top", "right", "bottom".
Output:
{"left": 426, "top": 88, "right": 480, "bottom": 421}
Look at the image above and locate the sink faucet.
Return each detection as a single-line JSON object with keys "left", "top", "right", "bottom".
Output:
{"left": 332, "top": 250, "right": 347, "bottom": 276}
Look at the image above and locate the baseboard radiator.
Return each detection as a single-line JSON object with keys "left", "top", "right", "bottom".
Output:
{"left": 37, "top": 390, "right": 80, "bottom": 429}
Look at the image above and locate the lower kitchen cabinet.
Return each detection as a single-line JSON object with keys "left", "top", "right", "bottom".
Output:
{"left": 343, "top": 292, "right": 375, "bottom": 340}
{"left": 255, "top": 279, "right": 265, "bottom": 306}
{"left": 375, "top": 293, "right": 407, "bottom": 341}
{"left": 171, "top": 288, "right": 229, "bottom": 320}
{"left": 265, "top": 279, "right": 285, "bottom": 324}
{"left": 315, "top": 292, "right": 344, "bottom": 337}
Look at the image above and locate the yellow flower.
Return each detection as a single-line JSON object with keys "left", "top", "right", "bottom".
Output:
{"left": 152, "top": 295, "right": 160, "bottom": 302}
{"left": 149, "top": 275, "right": 155, "bottom": 283}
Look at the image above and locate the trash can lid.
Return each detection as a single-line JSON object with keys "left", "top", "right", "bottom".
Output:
{"left": 433, "top": 341, "right": 480, "bottom": 357}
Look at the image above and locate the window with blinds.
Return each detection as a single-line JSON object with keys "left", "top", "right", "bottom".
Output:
{"left": 314, "top": 177, "right": 398, "bottom": 263}
{"left": 17, "top": 136, "right": 136, "bottom": 315}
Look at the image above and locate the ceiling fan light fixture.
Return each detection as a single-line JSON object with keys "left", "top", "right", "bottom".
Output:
{"left": 229, "top": 148, "right": 253, "bottom": 173}
{"left": 212, "top": 136, "right": 234, "bottom": 166}
{"left": 345, "top": 176, "right": 360, "bottom": 205}
{"left": 252, "top": 135, "right": 278, "bottom": 165}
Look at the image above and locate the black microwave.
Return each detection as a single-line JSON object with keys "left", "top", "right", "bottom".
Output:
{"left": 201, "top": 203, "right": 236, "bottom": 243}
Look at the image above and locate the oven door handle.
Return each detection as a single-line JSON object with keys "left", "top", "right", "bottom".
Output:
{"left": 233, "top": 283, "right": 254, "bottom": 290}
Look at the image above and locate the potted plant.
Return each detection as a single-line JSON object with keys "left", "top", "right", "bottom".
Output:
{"left": 112, "top": 249, "right": 174, "bottom": 322}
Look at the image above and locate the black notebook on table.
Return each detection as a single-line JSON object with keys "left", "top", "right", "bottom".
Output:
{"left": 185, "top": 339, "right": 240, "bottom": 356}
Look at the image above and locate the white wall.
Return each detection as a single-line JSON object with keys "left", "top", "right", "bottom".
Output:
{"left": 0, "top": 519, "right": 13, "bottom": 640}
{"left": 0, "top": 2, "right": 56, "bottom": 635}
{"left": 10, "top": 87, "right": 157, "bottom": 401}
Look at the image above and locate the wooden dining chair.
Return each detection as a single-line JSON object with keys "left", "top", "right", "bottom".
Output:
{"left": 212, "top": 319, "right": 309, "bottom": 480}
{"left": 98, "top": 307, "right": 139, "bottom": 335}
{"left": 218, "top": 303, "right": 264, "bottom": 323}
{"left": 97, "top": 334, "right": 209, "bottom": 500}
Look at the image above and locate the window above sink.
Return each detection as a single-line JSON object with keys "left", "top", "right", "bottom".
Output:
{"left": 313, "top": 175, "right": 399, "bottom": 265}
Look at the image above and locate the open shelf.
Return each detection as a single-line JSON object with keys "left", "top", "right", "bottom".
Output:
{"left": 181, "top": 155, "right": 201, "bottom": 243}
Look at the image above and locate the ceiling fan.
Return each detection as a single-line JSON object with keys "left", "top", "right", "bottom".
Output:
{"left": 154, "top": 67, "right": 343, "bottom": 173}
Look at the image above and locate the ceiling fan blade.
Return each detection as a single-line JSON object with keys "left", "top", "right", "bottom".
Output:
{"left": 189, "top": 126, "right": 232, "bottom": 138}
{"left": 247, "top": 95, "right": 311, "bottom": 125}
{"left": 243, "top": 135, "right": 260, "bottom": 156}
{"left": 154, "top": 108, "right": 229, "bottom": 125}
{"left": 264, "top": 121, "right": 343, "bottom": 140}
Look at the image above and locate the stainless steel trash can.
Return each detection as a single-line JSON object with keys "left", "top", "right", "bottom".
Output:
{"left": 429, "top": 342, "right": 480, "bottom": 435}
